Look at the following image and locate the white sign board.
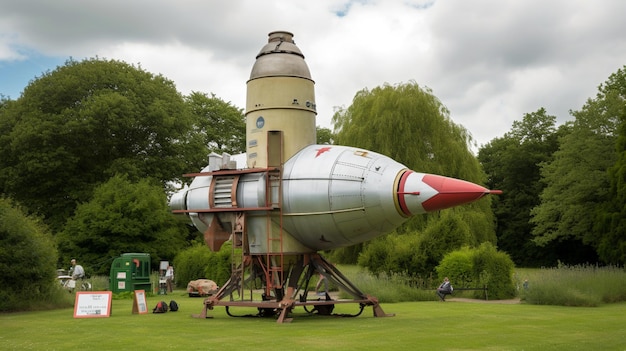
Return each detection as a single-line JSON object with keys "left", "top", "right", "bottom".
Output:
{"left": 73, "top": 291, "right": 112, "bottom": 318}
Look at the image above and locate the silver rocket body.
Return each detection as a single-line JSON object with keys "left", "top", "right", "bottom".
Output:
{"left": 170, "top": 144, "right": 494, "bottom": 254}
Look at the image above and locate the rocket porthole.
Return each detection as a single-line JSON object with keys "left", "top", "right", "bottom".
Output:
{"left": 256, "top": 116, "right": 265, "bottom": 129}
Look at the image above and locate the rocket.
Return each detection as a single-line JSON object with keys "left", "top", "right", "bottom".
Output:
{"left": 170, "top": 143, "right": 499, "bottom": 253}
{"left": 169, "top": 31, "right": 500, "bottom": 322}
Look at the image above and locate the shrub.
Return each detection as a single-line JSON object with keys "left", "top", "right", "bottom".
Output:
{"left": 436, "top": 242, "right": 516, "bottom": 300}
{"left": 472, "top": 242, "right": 516, "bottom": 299}
{"left": 357, "top": 236, "right": 394, "bottom": 276}
{"left": 0, "top": 198, "right": 71, "bottom": 311}
{"left": 173, "top": 242, "right": 234, "bottom": 288}
{"left": 415, "top": 212, "right": 473, "bottom": 274}
{"left": 435, "top": 247, "right": 474, "bottom": 287}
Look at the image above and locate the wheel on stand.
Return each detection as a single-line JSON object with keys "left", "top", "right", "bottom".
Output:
{"left": 80, "top": 281, "right": 92, "bottom": 291}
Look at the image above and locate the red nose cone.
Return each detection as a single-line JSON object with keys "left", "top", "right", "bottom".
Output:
{"left": 421, "top": 174, "right": 491, "bottom": 211}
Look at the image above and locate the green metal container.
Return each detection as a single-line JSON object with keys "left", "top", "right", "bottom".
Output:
{"left": 109, "top": 253, "right": 152, "bottom": 293}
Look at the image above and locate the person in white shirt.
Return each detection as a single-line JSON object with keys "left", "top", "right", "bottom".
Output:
{"left": 70, "top": 259, "right": 85, "bottom": 280}
{"left": 165, "top": 265, "right": 174, "bottom": 293}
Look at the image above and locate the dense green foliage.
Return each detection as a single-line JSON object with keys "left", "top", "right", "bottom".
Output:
{"left": 531, "top": 69, "right": 623, "bottom": 265}
{"left": 0, "top": 58, "right": 207, "bottom": 232}
{"left": 185, "top": 91, "right": 245, "bottom": 155}
{"left": 436, "top": 243, "right": 516, "bottom": 300}
{"left": 594, "top": 67, "right": 626, "bottom": 264}
{"left": 173, "top": 242, "right": 234, "bottom": 288}
{"left": 316, "top": 126, "right": 335, "bottom": 144}
{"left": 484, "top": 66, "right": 626, "bottom": 265}
{"left": 332, "top": 81, "right": 497, "bottom": 275}
{"left": 470, "top": 243, "right": 516, "bottom": 299}
{"left": 434, "top": 247, "right": 474, "bottom": 288}
{"left": 0, "top": 198, "right": 70, "bottom": 311}
{"left": 478, "top": 108, "right": 563, "bottom": 266}
{"left": 57, "top": 175, "right": 189, "bottom": 274}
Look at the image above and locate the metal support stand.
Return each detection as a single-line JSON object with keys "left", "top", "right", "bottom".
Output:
{"left": 193, "top": 253, "right": 394, "bottom": 323}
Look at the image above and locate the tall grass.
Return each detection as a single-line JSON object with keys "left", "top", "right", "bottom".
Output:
{"left": 336, "top": 265, "right": 450, "bottom": 302}
{"left": 338, "top": 264, "right": 626, "bottom": 306}
{"left": 515, "top": 264, "right": 626, "bottom": 306}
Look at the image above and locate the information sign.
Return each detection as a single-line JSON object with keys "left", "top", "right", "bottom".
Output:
{"left": 73, "top": 291, "right": 112, "bottom": 318}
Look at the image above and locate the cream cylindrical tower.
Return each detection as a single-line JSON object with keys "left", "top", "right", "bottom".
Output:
{"left": 245, "top": 31, "right": 317, "bottom": 168}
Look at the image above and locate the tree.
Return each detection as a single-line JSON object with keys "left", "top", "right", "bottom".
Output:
{"left": 531, "top": 67, "right": 626, "bottom": 264}
{"left": 531, "top": 119, "right": 618, "bottom": 252}
{"left": 316, "top": 126, "right": 334, "bottom": 144}
{"left": 0, "top": 198, "right": 60, "bottom": 311}
{"left": 594, "top": 66, "right": 626, "bottom": 264}
{"left": 478, "top": 108, "right": 561, "bottom": 266}
{"left": 0, "top": 58, "right": 207, "bottom": 232}
{"left": 184, "top": 92, "right": 245, "bottom": 155}
{"left": 333, "top": 81, "right": 496, "bottom": 272}
{"left": 57, "top": 175, "right": 189, "bottom": 274}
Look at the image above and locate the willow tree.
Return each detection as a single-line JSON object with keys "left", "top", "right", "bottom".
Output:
{"left": 333, "top": 82, "right": 484, "bottom": 181}
{"left": 331, "top": 82, "right": 496, "bottom": 273}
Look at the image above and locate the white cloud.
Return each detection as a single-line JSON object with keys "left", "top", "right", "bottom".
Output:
{"left": 1, "top": 0, "right": 625, "bottom": 147}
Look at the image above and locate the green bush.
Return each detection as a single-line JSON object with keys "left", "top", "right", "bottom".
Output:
{"left": 434, "top": 247, "right": 474, "bottom": 287}
{"left": 472, "top": 242, "right": 516, "bottom": 299}
{"left": 436, "top": 242, "right": 516, "bottom": 300}
{"left": 0, "top": 198, "right": 72, "bottom": 311}
{"left": 173, "top": 242, "right": 234, "bottom": 288}
{"left": 357, "top": 236, "right": 393, "bottom": 276}
{"left": 358, "top": 211, "right": 479, "bottom": 279}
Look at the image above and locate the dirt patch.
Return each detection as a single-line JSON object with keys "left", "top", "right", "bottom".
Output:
{"left": 446, "top": 297, "right": 521, "bottom": 304}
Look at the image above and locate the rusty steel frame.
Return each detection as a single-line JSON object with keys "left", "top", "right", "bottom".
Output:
{"left": 192, "top": 253, "right": 393, "bottom": 323}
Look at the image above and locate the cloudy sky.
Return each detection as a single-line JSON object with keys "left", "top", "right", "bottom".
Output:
{"left": 1, "top": 0, "right": 625, "bottom": 148}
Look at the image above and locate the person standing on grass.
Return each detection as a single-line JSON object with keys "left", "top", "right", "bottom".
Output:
{"left": 165, "top": 265, "right": 174, "bottom": 293}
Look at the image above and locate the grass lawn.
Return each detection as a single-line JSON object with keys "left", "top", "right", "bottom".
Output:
{"left": 1, "top": 291, "right": 625, "bottom": 350}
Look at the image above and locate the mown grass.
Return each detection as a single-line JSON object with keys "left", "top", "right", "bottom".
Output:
{"left": 3, "top": 264, "right": 626, "bottom": 349}
{"left": 1, "top": 290, "right": 625, "bottom": 350}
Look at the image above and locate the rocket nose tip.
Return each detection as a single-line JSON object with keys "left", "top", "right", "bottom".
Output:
{"left": 420, "top": 174, "right": 492, "bottom": 212}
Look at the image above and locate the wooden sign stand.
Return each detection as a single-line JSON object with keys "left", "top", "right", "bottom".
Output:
{"left": 132, "top": 289, "right": 148, "bottom": 314}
